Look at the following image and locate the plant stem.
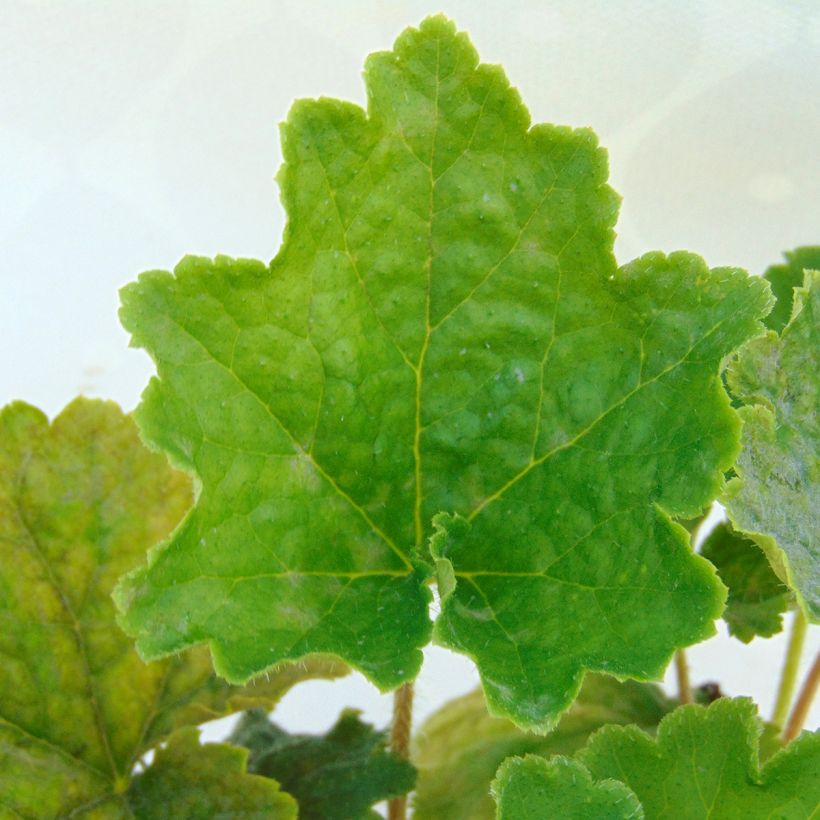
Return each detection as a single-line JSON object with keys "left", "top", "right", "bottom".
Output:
{"left": 388, "top": 682, "right": 414, "bottom": 820}
{"left": 675, "top": 649, "right": 692, "bottom": 704}
{"left": 771, "top": 610, "right": 808, "bottom": 729}
{"left": 783, "top": 650, "right": 820, "bottom": 743}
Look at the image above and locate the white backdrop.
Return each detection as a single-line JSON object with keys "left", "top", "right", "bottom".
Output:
{"left": 2, "top": 0, "right": 818, "bottom": 746}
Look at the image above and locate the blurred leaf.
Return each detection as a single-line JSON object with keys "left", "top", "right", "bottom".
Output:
{"left": 700, "top": 523, "right": 791, "bottom": 642}
{"left": 127, "top": 728, "right": 296, "bottom": 818}
{"left": 763, "top": 246, "right": 820, "bottom": 333}
{"left": 413, "top": 674, "right": 673, "bottom": 819}
{"left": 230, "top": 708, "right": 415, "bottom": 820}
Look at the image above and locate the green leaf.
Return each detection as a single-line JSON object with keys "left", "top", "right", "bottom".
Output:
{"left": 127, "top": 728, "right": 296, "bottom": 819}
{"left": 115, "top": 14, "right": 771, "bottom": 728}
{"left": 229, "top": 708, "right": 416, "bottom": 820}
{"left": 0, "top": 399, "right": 341, "bottom": 817}
{"left": 763, "top": 247, "right": 820, "bottom": 334}
{"left": 413, "top": 675, "right": 674, "bottom": 820}
{"left": 699, "top": 523, "right": 791, "bottom": 642}
{"left": 579, "top": 698, "right": 820, "bottom": 819}
{"left": 492, "top": 755, "right": 642, "bottom": 820}
{"left": 724, "top": 271, "right": 819, "bottom": 621}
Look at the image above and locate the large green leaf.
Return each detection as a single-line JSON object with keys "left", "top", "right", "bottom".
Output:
{"left": 229, "top": 708, "right": 415, "bottom": 819}
{"left": 114, "top": 14, "right": 771, "bottom": 728}
{"left": 413, "top": 675, "right": 673, "bottom": 820}
{"left": 699, "top": 523, "right": 791, "bottom": 642}
{"left": 724, "top": 271, "right": 819, "bottom": 620}
{"left": 0, "top": 399, "right": 339, "bottom": 816}
{"left": 579, "top": 698, "right": 820, "bottom": 819}
{"left": 762, "top": 247, "right": 820, "bottom": 334}
{"left": 492, "top": 755, "right": 641, "bottom": 820}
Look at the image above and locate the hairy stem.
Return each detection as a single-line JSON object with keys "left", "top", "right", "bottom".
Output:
{"left": 783, "top": 650, "right": 820, "bottom": 743}
{"left": 388, "top": 682, "right": 414, "bottom": 820}
{"left": 675, "top": 649, "right": 691, "bottom": 704}
{"left": 772, "top": 610, "right": 808, "bottom": 729}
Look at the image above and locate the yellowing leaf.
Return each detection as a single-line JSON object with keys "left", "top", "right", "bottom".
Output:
{"left": 127, "top": 728, "right": 296, "bottom": 819}
{"left": 0, "top": 399, "right": 340, "bottom": 816}
{"left": 115, "top": 15, "right": 771, "bottom": 728}
{"left": 725, "top": 271, "right": 819, "bottom": 620}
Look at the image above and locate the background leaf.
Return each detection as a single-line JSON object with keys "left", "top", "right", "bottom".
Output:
{"left": 0, "top": 399, "right": 341, "bottom": 816}
{"left": 699, "top": 523, "right": 791, "bottom": 642}
{"left": 229, "top": 708, "right": 415, "bottom": 820}
{"left": 579, "top": 698, "right": 820, "bottom": 819}
{"left": 762, "top": 247, "right": 820, "bottom": 334}
{"left": 724, "top": 271, "right": 819, "bottom": 620}
{"left": 412, "top": 675, "right": 673, "bottom": 820}
{"left": 127, "top": 727, "right": 296, "bottom": 819}
{"left": 492, "top": 755, "right": 642, "bottom": 820}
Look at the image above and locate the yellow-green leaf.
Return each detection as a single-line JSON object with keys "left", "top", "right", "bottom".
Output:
{"left": 0, "top": 399, "right": 342, "bottom": 816}
{"left": 127, "top": 728, "right": 296, "bottom": 819}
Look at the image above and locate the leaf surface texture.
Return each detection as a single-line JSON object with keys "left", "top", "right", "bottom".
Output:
{"left": 492, "top": 755, "right": 642, "bottom": 819}
{"left": 725, "top": 271, "right": 819, "bottom": 620}
{"left": 0, "top": 399, "right": 335, "bottom": 816}
{"left": 579, "top": 698, "right": 820, "bottom": 819}
{"left": 116, "top": 15, "right": 771, "bottom": 727}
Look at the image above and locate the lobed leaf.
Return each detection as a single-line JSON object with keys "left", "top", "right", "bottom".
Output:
{"left": 579, "top": 698, "right": 820, "bottom": 819}
{"left": 492, "top": 755, "right": 642, "bottom": 820}
{"left": 413, "top": 675, "right": 673, "bottom": 819}
{"left": 724, "top": 271, "right": 819, "bottom": 620}
{"left": 699, "top": 523, "right": 791, "bottom": 642}
{"left": 127, "top": 727, "right": 296, "bottom": 818}
{"left": 229, "top": 708, "right": 415, "bottom": 819}
{"left": 115, "top": 14, "right": 771, "bottom": 728}
{"left": 0, "top": 399, "right": 340, "bottom": 816}
{"left": 762, "top": 247, "right": 820, "bottom": 334}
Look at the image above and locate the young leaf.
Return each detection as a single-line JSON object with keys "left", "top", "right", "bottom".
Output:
{"left": 0, "top": 399, "right": 341, "bottom": 816}
{"left": 579, "top": 698, "right": 820, "bottom": 819}
{"left": 114, "top": 14, "right": 771, "bottom": 728}
{"left": 724, "top": 271, "right": 819, "bottom": 621}
{"left": 762, "top": 247, "right": 820, "bottom": 334}
{"left": 699, "top": 523, "right": 791, "bottom": 642}
{"left": 413, "top": 675, "right": 673, "bottom": 820}
{"left": 127, "top": 727, "right": 296, "bottom": 818}
{"left": 492, "top": 755, "right": 642, "bottom": 820}
{"left": 229, "top": 708, "right": 416, "bottom": 819}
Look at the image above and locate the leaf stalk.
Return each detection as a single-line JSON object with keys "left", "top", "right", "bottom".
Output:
{"left": 783, "top": 650, "right": 820, "bottom": 743}
{"left": 675, "top": 649, "right": 692, "bottom": 704}
{"left": 388, "top": 682, "right": 415, "bottom": 820}
{"left": 771, "top": 610, "right": 808, "bottom": 729}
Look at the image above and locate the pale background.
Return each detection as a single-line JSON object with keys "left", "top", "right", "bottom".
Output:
{"left": 1, "top": 0, "right": 818, "bottom": 755}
